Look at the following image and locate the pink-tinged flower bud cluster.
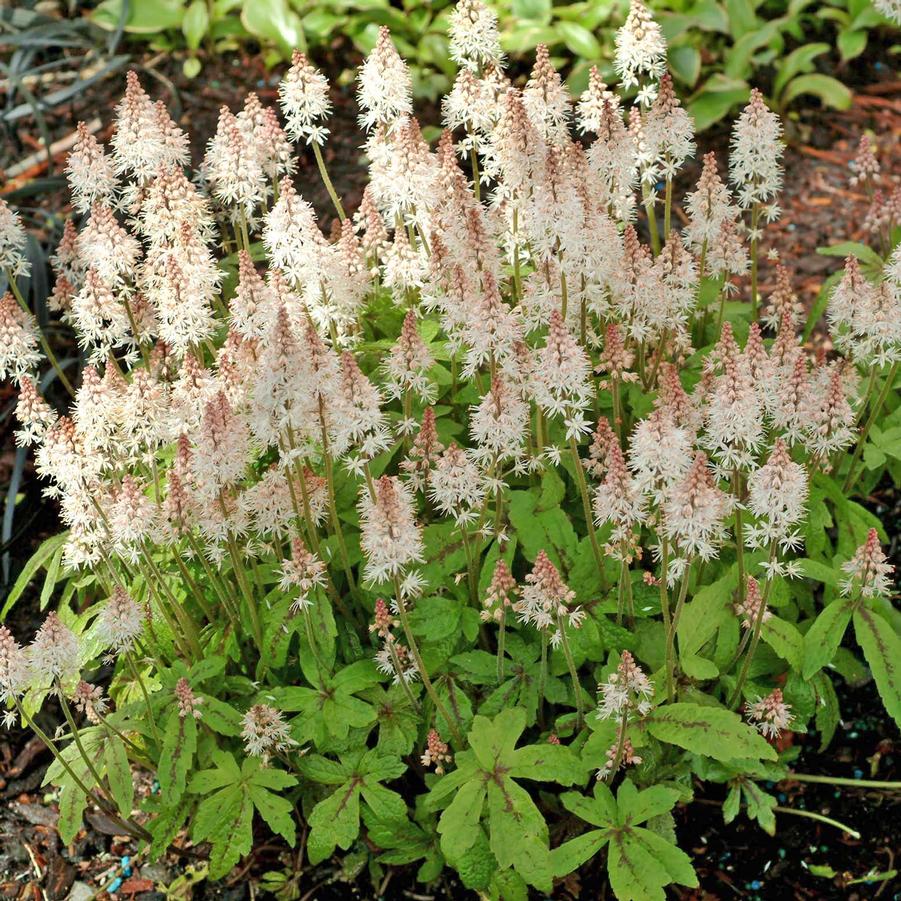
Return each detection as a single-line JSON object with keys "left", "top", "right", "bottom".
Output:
{"left": 516, "top": 550, "right": 585, "bottom": 647}
{"left": 841, "top": 528, "right": 894, "bottom": 600}
{"left": 175, "top": 677, "right": 202, "bottom": 719}
{"left": 242, "top": 704, "right": 296, "bottom": 759}
{"left": 481, "top": 559, "right": 518, "bottom": 623}
{"left": 745, "top": 687, "right": 793, "bottom": 739}
{"left": 421, "top": 729, "right": 453, "bottom": 773}
{"left": 597, "top": 651, "right": 654, "bottom": 721}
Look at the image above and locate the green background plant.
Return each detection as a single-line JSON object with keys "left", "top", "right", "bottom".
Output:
{"left": 87, "top": 0, "right": 896, "bottom": 124}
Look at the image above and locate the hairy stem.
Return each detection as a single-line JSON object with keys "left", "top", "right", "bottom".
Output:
{"left": 393, "top": 576, "right": 465, "bottom": 746}
{"left": 312, "top": 142, "right": 346, "bottom": 221}
{"left": 569, "top": 436, "right": 608, "bottom": 594}
{"left": 557, "top": 616, "right": 584, "bottom": 729}
{"left": 843, "top": 361, "right": 898, "bottom": 493}
{"left": 7, "top": 272, "right": 75, "bottom": 395}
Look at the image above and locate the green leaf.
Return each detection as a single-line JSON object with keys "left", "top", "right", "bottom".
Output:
{"left": 39, "top": 542, "right": 64, "bottom": 610}
{"left": 58, "top": 781, "right": 87, "bottom": 844}
{"left": 511, "top": 0, "right": 552, "bottom": 22}
{"left": 92, "top": 0, "right": 184, "bottom": 33}
{"left": 722, "top": 784, "right": 741, "bottom": 823}
{"left": 781, "top": 74, "right": 853, "bottom": 111}
{"left": 208, "top": 791, "right": 253, "bottom": 879}
{"left": 410, "top": 596, "right": 461, "bottom": 642}
{"left": 240, "top": 0, "right": 303, "bottom": 56}
{"left": 608, "top": 827, "right": 697, "bottom": 901}
{"left": 556, "top": 22, "right": 602, "bottom": 59}
{"left": 307, "top": 781, "right": 361, "bottom": 863}
{"left": 669, "top": 45, "right": 701, "bottom": 87}
{"left": 616, "top": 781, "right": 681, "bottom": 826}
{"left": 773, "top": 42, "right": 830, "bottom": 98}
{"left": 248, "top": 783, "right": 296, "bottom": 846}
{"left": 147, "top": 803, "right": 188, "bottom": 861}
{"left": 298, "top": 754, "right": 349, "bottom": 785}
{"left": 104, "top": 736, "right": 134, "bottom": 819}
{"left": 678, "top": 569, "right": 737, "bottom": 659}
{"left": 816, "top": 241, "right": 885, "bottom": 269}
{"left": 561, "top": 781, "right": 618, "bottom": 828}
{"left": 688, "top": 79, "right": 750, "bottom": 131}
{"left": 853, "top": 606, "right": 901, "bottom": 729}
{"left": 197, "top": 695, "right": 243, "bottom": 736}
{"left": 509, "top": 742, "right": 586, "bottom": 785}
{"left": 1, "top": 532, "right": 69, "bottom": 619}
{"left": 741, "top": 781, "right": 777, "bottom": 835}
{"left": 796, "top": 558, "right": 840, "bottom": 587}
{"left": 645, "top": 702, "right": 777, "bottom": 762}
{"left": 183, "top": 56, "right": 202, "bottom": 79}
{"left": 725, "top": 0, "right": 759, "bottom": 39}
{"left": 468, "top": 708, "right": 526, "bottom": 770}
{"left": 550, "top": 829, "right": 608, "bottom": 877}
{"left": 812, "top": 672, "right": 840, "bottom": 750}
{"left": 438, "top": 778, "right": 486, "bottom": 859}
{"left": 802, "top": 599, "right": 852, "bottom": 679}
{"left": 182, "top": 0, "right": 209, "bottom": 49}
{"left": 194, "top": 784, "right": 242, "bottom": 844}
{"left": 158, "top": 710, "right": 197, "bottom": 804}
{"left": 837, "top": 28, "right": 867, "bottom": 60}
{"left": 760, "top": 616, "right": 803, "bottom": 669}
{"left": 487, "top": 778, "right": 551, "bottom": 890}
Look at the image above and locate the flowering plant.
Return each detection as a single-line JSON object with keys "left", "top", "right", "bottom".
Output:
{"left": 1, "top": 1, "right": 899, "bottom": 897}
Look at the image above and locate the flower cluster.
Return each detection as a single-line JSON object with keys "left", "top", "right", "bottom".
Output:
{"left": 0, "top": 1, "right": 895, "bottom": 870}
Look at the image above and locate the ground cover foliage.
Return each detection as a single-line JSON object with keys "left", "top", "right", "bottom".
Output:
{"left": 0, "top": 1, "right": 899, "bottom": 898}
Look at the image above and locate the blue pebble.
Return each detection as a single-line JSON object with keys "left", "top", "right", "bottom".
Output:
{"left": 750, "top": 880, "right": 763, "bottom": 890}
{"left": 778, "top": 793, "right": 787, "bottom": 802}
{"left": 853, "top": 769, "right": 863, "bottom": 779}
{"left": 108, "top": 877, "right": 123, "bottom": 892}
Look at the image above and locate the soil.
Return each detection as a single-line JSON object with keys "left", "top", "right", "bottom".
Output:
{"left": 0, "top": 19, "right": 899, "bottom": 901}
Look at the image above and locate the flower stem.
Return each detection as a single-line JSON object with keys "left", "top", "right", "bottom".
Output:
{"left": 387, "top": 635, "right": 421, "bottom": 713}
{"left": 749, "top": 202, "right": 761, "bottom": 321}
{"left": 56, "top": 681, "right": 114, "bottom": 804}
{"left": 393, "top": 576, "right": 464, "bottom": 746}
{"left": 843, "top": 361, "right": 897, "bottom": 493}
{"left": 14, "top": 698, "right": 151, "bottom": 841}
{"left": 658, "top": 538, "right": 674, "bottom": 702}
{"left": 732, "top": 469, "right": 746, "bottom": 610}
{"left": 497, "top": 613, "right": 506, "bottom": 685}
{"left": 729, "top": 543, "right": 777, "bottom": 707}
{"left": 125, "top": 651, "right": 161, "bottom": 744}
{"left": 772, "top": 806, "right": 861, "bottom": 840}
{"left": 569, "top": 436, "right": 608, "bottom": 593}
{"left": 663, "top": 175, "right": 673, "bottom": 239}
{"left": 643, "top": 187, "right": 661, "bottom": 256}
{"left": 312, "top": 142, "right": 345, "bottom": 221}
{"left": 6, "top": 272, "right": 75, "bottom": 395}
{"left": 665, "top": 564, "right": 693, "bottom": 696}
{"left": 784, "top": 772, "right": 901, "bottom": 791}
{"left": 319, "top": 426, "right": 360, "bottom": 602}
{"left": 557, "top": 616, "right": 584, "bottom": 729}
{"left": 538, "top": 631, "right": 548, "bottom": 729}
{"left": 607, "top": 709, "right": 630, "bottom": 779}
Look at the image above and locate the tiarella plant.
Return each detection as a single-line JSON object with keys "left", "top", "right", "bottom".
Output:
{"left": 0, "top": 1, "right": 899, "bottom": 898}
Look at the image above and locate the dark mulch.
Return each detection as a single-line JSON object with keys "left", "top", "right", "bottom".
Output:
{"left": 1, "top": 26, "right": 899, "bottom": 901}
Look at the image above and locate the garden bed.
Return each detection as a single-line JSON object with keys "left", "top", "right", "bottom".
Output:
{"left": 1, "top": 19, "right": 900, "bottom": 901}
